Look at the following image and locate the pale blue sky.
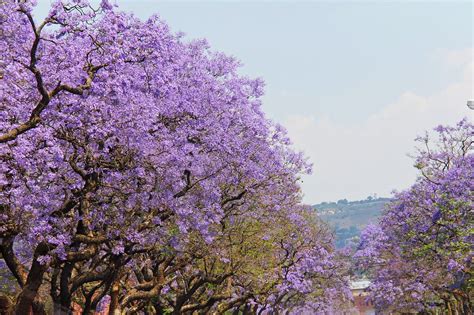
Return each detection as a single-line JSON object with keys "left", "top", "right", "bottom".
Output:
{"left": 34, "top": 1, "right": 473, "bottom": 203}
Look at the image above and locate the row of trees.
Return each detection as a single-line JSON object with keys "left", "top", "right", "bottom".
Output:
{"left": 355, "top": 119, "right": 473, "bottom": 314}
{"left": 0, "top": 1, "right": 351, "bottom": 314}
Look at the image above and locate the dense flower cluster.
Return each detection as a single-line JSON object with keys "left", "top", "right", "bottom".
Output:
{"left": 355, "top": 119, "right": 473, "bottom": 314}
{"left": 0, "top": 1, "right": 350, "bottom": 313}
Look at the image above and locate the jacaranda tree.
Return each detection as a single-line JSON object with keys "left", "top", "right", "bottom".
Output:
{"left": 0, "top": 1, "right": 350, "bottom": 314}
{"left": 355, "top": 119, "right": 473, "bottom": 314}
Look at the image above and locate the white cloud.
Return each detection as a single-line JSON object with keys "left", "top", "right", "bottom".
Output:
{"left": 287, "top": 49, "right": 474, "bottom": 204}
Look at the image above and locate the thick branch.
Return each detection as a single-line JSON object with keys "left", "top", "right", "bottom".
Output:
{"left": 0, "top": 236, "right": 28, "bottom": 287}
{"left": 73, "top": 234, "right": 108, "bottom": 244}
{"left": 215, "top": 294, "right": 253, "bottom": 315}
{"left": 70, "top": 270, "right": 112, "bottom": 294}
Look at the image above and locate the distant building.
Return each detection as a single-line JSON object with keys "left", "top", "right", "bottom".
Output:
{"left": 350, "top": 279, "right": 375, "bottom": 315}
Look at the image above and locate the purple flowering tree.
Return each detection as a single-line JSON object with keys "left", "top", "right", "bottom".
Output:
{"left": 355, "top": 119, "right": 473, "bottom": 314}
{"left": 0, "top": 1, "right": 351, "bottom": 314}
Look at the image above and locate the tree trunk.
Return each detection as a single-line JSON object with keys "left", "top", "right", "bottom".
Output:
{"left": 108, "top": 281, "right": 121, "bottom": 315}
{"left": 32, "top": 299, "right": 47, "bottom": 315}
{"left": 14, "top": 243, "right": 49, "bottom": 315}
{"left": 58, "top": 262, "right": 75, "bottom": 312}
{"left": 0, "top": 294, "right": 13, "bottom": 315}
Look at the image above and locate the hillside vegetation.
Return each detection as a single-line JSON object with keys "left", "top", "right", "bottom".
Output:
{"left": 313, "top": 197, "right": 391, "bottom": 248}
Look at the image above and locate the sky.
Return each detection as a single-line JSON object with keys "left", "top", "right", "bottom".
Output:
{"left": 34, "top": 0, "right": 474, "bottom": 204}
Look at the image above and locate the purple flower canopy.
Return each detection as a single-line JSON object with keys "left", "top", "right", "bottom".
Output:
{"left": 0, "top": 0, "right": 307, "bottom": 255}
{"left": 0, "top": 1, "right": 350, "bottom": 314}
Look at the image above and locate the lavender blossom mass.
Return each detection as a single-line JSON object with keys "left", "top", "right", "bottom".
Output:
{"left": 0, "top": 1, "right": 350, "bottom": 313}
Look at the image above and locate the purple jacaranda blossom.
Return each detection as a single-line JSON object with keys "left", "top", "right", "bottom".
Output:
{"left": 356, "top": 119, "right": 473, "bottom": 314}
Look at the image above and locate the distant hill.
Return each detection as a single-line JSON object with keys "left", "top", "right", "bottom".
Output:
{"left": 313, "top": 197, "right": 391, "bottom": 248}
